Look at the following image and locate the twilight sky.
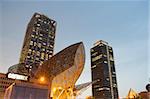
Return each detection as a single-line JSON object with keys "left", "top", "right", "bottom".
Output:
{"left": 0, "top": 0, "right": 149, "bottom": 98}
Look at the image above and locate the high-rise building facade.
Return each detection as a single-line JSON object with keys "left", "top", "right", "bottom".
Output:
{"left": 19, "top": 13, "right": 56, "bottom": 75}
{"left": 91, "top": 40, "right": 119, "bottom": 99}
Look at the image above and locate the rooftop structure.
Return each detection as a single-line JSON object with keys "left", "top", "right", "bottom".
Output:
{"left": 8, "top": 63, "right": 28, "bottom": 76}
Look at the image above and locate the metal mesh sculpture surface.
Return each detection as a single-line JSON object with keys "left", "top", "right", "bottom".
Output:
{"left": 32, "top": 42, "right": 85, "bottom": 99}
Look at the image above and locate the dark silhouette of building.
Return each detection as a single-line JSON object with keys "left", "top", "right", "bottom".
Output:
{"left": 19, "top": 13, "right": 56, "bottom": 75}
{"left": 91, "top": 40, "right": 119, "bottom": 99}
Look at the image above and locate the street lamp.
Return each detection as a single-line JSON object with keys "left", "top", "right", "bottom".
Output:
{"left": 40, "top": 76, "right": 45, "bottom": 83}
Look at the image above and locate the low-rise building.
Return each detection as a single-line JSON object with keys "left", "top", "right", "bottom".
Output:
{"left": 4, "top": 82, "right": 49, "bottom": 99}
{"left": 0, "top": 73, "right": 15, "bottom": 99}
{"left": 0, "top": 73, "right": 41, "bottom": 99}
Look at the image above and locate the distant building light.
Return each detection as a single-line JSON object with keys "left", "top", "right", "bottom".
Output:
{"left": 7, "top": 73, "right": 28, "bottom": 81}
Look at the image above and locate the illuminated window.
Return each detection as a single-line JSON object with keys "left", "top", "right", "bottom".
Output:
{"left": 39, "top": 33, "right": 43, "bottom": 36}
{"left": 106, "top": 78, "right": 109, "bottom": 81}
{"left": 112, "top": 75, "right": 116, "bottom": 77}
{"left": 103, "top": 54, "right": 107, "bottom": 57}
{"left": 38, "top": 18, "right": 41, "bottom": 21}
{"left": 91, "top": 49, "right": 94, "bottom": 52}
{"left": 30, "top": 41, "right": 33, "bottom": 45}
{"left": 31, "top": 35, "right": 34, "bottom": 37}
{"left": 42, "top": 48, "right": 45, "bottom": 51}
{"left": 94, "top": 85, "right": 100, "bottom": 88}
{"left": 36, "top": 57, "right": 39, "bottom": 60}
{"left": 109, "top": 54, "right": 114, "bottom": 61}
{"left": 43, "top": 42, "right": 46, "bottom": 45}
{"left": 99, "top": 54, "right": 103, "bottom": 58}
{"left": 50, "top": 32, "right": 55, "bottom": 36}
{"left": 49, "top": 45, "right": 53, "bottom": 48}
{"left": 34, "top": 42, "right": 37, "bottom": 46}
{"left": 49, "top": 55, "right": 52, "bottom": 58}
{"left": 39, "top": 37, "right": 42, "bottom": 40}
{"left": 109, "top": 50, "right": 113, "bottom": 52}
{"left": 27, "top": 56, "right": 30, "bottom": 58}
{"left": 113, "top": 84, "right": 117, "bottom": 87}
{"left": 108, "top": 46, "right": 112, "bottom": 49}
{"left": 38, "top": 43, "right": 41, "bottom": 48}
{"left": 39, "top": 62, "right": 43, "bottom": 65}
{"left": 33, "top": 28, "right": 35, "bottom": 32}
{"left": 37, "top": 24, "right": 40, "bottom": 26}
{"left": 37, "top": 51, "right": 40, "bottom": 56}
{"left": 36, "top": 32, "right": 38, "bottom": 35}
{"left": 29, "top": 49, "right": 32, "bottom": 52}
{"left": 92, "top": 55, "right": 102, "bottom": 62}
{"left": 91, "top": 65, "right": 96, "bottom": 69}
{"left": 113, "top": 72, "right": 116, "bottom": 74}
{"left": 41, "top": 53, "right": 45, "bottom": 59}
{"left": 46, "top": 50, "right": 49, "bottom": 53}
{"left": 44, "top": 21, "right": 47, "bottom": 24}
{"left": 92, "top": 52, "right": 98, "bottom": 56}
{"left": 104, "top": 61, "right": 107, "bottom": 63}
{"left": 36, "top": 27, "right": 40, "bottom": 30}
{"left": 45, "top": 54, "right": 48, "bottom": 60}
{"left": 96, "top": 87, "right": 110, "bottom": 91}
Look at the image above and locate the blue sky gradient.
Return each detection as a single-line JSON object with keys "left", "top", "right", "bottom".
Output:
{"left": 0, "top": 0, "right": 149, "bottom": 98}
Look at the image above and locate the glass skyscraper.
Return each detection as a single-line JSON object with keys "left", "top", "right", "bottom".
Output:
{"left": 19, "top": 13, "right": 56, "bottom": 75}
{"left": 91, "top": 40, "right": 119, "bottom": 99}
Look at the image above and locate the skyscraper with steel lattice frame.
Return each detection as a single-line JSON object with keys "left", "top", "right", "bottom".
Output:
{"left": 19, "top": 13, "right": 56, "bottom": 75}
{"left": 91, "top": 40, "right": 119, "bottom": 99}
